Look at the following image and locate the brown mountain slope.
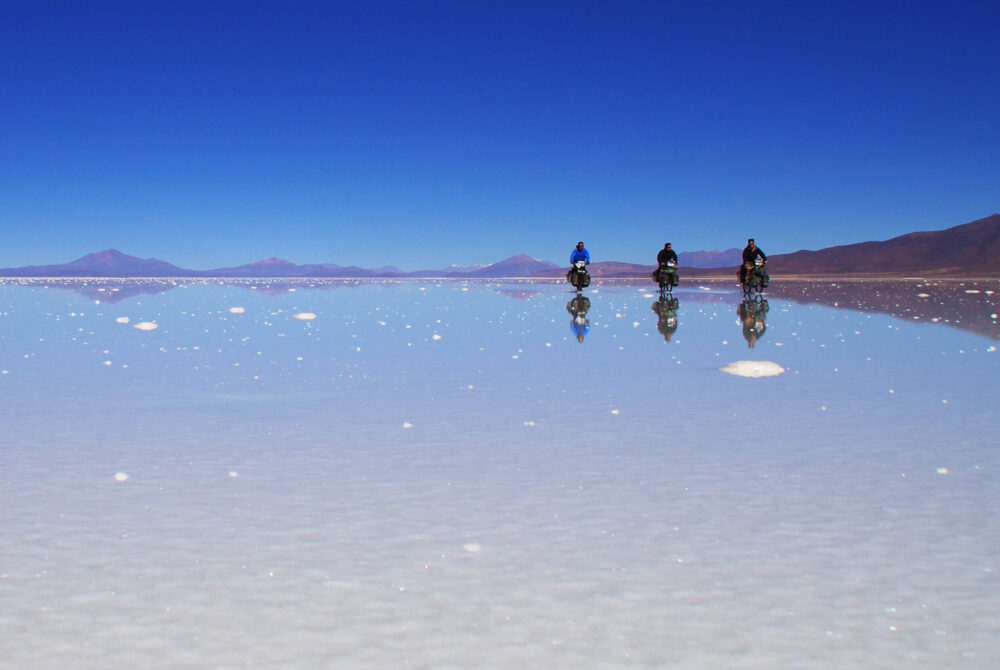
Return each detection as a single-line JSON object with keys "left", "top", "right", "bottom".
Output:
{"left": 769, "top": 214, "right": 1000, "bottom": 275}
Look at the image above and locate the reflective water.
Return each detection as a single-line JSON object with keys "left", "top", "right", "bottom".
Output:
{"left": 2, "top": 278, "right": 998, "bottom": 668}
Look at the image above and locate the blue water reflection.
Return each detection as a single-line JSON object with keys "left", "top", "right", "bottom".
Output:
{"left": 1, "top": 278, "right": 997, "bottom": 668}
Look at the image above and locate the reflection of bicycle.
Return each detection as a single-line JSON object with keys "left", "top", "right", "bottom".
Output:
{"left": 651, "top": 296, "right": 680, "bottom": 342}
{"left": 740, "top": 259, "right": 769, "bottom": 297}
{"left": 738, "top": 298, "right": 769, "bottom": 348}
{"left": 566, "top": 295, "right": 591, "bottom": 342}
{"left": 652, "top": 261, "right": 679, "bottom": 298}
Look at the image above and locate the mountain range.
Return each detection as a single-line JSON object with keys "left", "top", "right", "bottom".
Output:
{"left": 2, "top": 214, "right": 997, "bottom": 278}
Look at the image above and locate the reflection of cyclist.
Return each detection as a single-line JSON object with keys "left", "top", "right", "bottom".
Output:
{"left": 738, "top": 238, "right": 767, "bottom": 285}
{"left": 651, "top": 297, "right": 679, "bottom": 342}
{"left": 738, "top": 298, "right": 768, "bottom": 348}
{"left": 566, "top": 295, "right": 591, "bottom": 343}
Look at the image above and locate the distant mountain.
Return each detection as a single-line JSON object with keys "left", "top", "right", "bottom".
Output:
{"left": 678, "top": 248, "right": 741, "bottom": 268}
{"left": 769, "top": 214, "right": 1000, "bottom": 275}
{"left": 203, "top": 258, "right": 383, "bottom": 277}
{"left": 0, "top": 250, "right": 557, "bottom": 278}
{"left": 0, "top": 249, "right": 186, "bottom": 277}
{"left": 463, "top": 254, "right": 559, "bottom": 277}
{"left": 2, "top": 215, "right": 997, "bottom": 278}
{"left": 531, "top": 261, "right": 656, "bottom": 278}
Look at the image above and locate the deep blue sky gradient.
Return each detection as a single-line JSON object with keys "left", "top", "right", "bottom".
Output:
{"left": 2, "top": 1, "right": 997, "bottom": 270}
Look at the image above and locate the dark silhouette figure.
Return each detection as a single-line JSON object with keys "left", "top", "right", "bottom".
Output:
{"left": 738, "top": 298, "right": 769, "bottom": 348}
{"left": 651, "top": 296, "right": 680, "bottom": 342}
{"left": 566, "top": 295, "right": 591, "bottom": 342}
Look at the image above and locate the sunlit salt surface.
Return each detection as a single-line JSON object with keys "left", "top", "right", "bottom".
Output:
{"left": 719, "top": 360, "right": 786, "bottom": 377}
{"left": 1, "top": 277, "right": 998, "bottom": 668}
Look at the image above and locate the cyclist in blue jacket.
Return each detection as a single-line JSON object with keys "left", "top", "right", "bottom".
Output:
{"left": 568, "top": 241, "right": 591, "bottom": 288}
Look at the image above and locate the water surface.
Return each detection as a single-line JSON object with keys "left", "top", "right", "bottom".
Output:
{"left": 1, "top": 278, "right": 997, "bottom": 668}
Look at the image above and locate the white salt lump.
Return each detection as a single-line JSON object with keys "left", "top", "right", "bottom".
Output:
{"left": 720, "top": 360, "right": 786, "bottom": 377}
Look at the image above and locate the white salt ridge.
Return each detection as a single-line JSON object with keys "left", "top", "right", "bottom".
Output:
{"left": 133, "top": 321, "right": 158, "bottom": 331}
{"left": 720, "top": 360, "right": 786, "bottom": 377}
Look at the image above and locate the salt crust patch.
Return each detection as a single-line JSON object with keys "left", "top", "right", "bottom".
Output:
{"left": 293, "top": 312, "right": 316, "bottom": 320}
{"left": 720, "top": 360, "right": 785, "bottom": 377}
{"left": 132, "top": 321, "right": 158, "bottom": 331}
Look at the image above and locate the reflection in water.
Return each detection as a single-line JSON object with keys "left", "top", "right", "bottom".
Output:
{"left": 566, "top": 295, "right": 591, "bottom": 342}
{"left": 0, "top": 278, "right": 181, "bottom": 304}
{"left": 737, "top": 298, "right": 769, "bottom": 348}
{"left": 765, "top": 279, "right": 1000, "bottom": 340}
{"left": 650, "top": 296, "right": 680, "bottom": 342}
{"left": 1, "top": 279, "right": 998, "bottom": 669}
{"left": 496, "top": 287, "right": 542, "bottom": 300}
{"left": 0, "top": 277, "right": 374, "bottom": 303}
{"left": 2, "top": 277, "right": 998, "bottom": 340}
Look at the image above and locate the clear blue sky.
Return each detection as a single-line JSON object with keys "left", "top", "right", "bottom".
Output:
{"left": 2, "top": 1, "right": 997, "bottom": 270}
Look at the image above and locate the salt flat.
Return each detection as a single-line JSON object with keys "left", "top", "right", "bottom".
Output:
{"left": 1, "top": 278, "right": 997, "bottom": 668}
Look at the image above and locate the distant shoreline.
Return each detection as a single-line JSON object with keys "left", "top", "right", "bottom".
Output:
{"left": 2, "top": 274, "right": 998, "bottom": 281}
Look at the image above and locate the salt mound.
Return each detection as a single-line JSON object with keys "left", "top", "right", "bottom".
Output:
{"left": 720, "top": 360, "right": 785, "bottom": 377}
{"left": 133, "top": 321, "right": 158, "bottom": 331}
{"left": 293, "top": 312, "right": 316, "bottom": 320}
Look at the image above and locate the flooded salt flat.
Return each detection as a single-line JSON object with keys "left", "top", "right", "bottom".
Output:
{"left": 1, "top": 278, "right": 998, "bottom": 668}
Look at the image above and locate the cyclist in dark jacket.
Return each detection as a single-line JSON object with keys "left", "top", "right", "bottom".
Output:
{"left": 657, "top": 242, "right": 678, "bottom": 267}
{"left": 656, "top": 242, "right": 678, "bottom": 286}
{"left": 739, "top": 238, "right": 767, "bottom": 284}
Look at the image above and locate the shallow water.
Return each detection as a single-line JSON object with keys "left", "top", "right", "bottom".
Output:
{"left": 1, "top": 278, "right": 998, "bottom": 668}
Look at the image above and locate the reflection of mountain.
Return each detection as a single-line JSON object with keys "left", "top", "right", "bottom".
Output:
{"left": 9, "top": 278, "right": 181, "bottom": 303}
{"left": 766, "top": 280, "right": 1000, "bottom": 340}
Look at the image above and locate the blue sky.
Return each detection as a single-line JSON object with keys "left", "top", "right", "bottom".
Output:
{"left": 2, "top": 1, "right": 997, "bottom": 270}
